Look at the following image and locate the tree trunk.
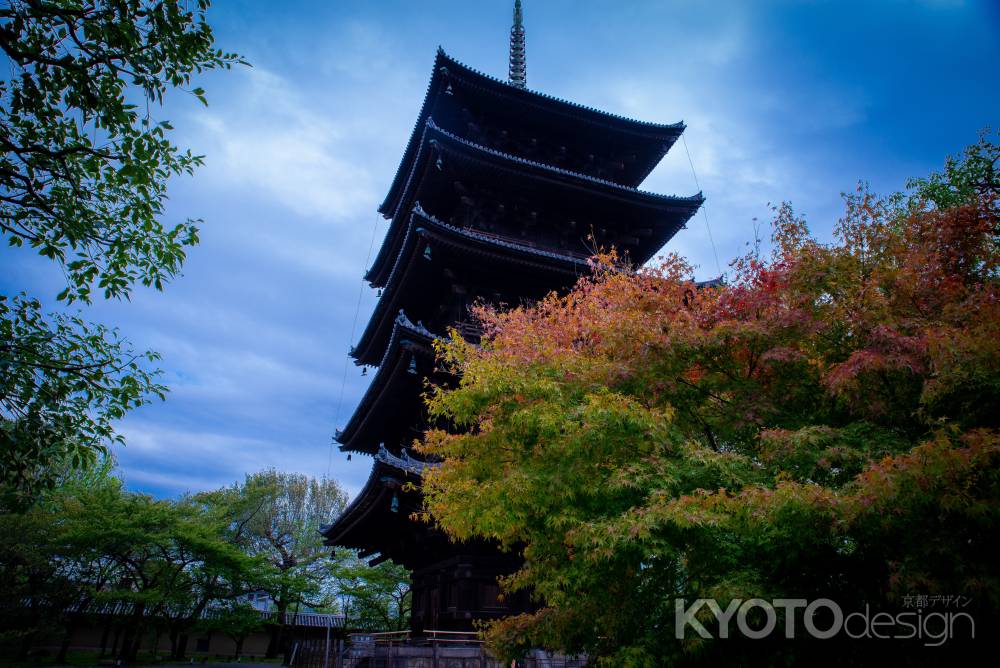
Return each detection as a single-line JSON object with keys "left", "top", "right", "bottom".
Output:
{"left": 282, "top": 604, "right": 301, "bottom": 665}
{"left": 55, "top": 622, "right": 73, "bottom": 664}
{"left": 151, "top": 629, "right": 162, "bottom": 661}
{"left": 175, "top": 632, "right": 190, "bottom": 661}
{"left": 128, "top": 628, "right": 143, "bottom": 663}
{"left": 235, "top": 636, "right": 244, "bottom": 659}
{"left": 15, "top": 602, "right": 42, "bottom": 661}
{"left": 117, "top": 625, "right": 134, "bottom": 662}
{"left": 119, "top": 605, "right": 145, "bottom": 662}
{"left": 98, "top": 621, "right": 111, "bottom": 659}
{"left": 265, "top": 603, "right": 287, "bottom": 659}
{"left": 16, "top": 630, "right": 35, "bottom": 661}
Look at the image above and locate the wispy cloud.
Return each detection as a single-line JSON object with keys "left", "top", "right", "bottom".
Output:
{"left": 117, "top": 421, "right": 364, "bottom": 500}
{"left": 194, "top": 68, "right": 377, "bottom": 222}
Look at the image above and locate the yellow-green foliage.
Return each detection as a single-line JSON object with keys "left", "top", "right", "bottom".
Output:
{"left": 418, "top": 135, "right": 1000, "bottom": 664}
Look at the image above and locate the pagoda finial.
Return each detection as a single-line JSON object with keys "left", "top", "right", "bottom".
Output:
{"left": 509, "top": 0, "right": 526, "bottom": 88}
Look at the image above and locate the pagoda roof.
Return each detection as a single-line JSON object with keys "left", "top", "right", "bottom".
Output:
{"left": 353, "top": 206, "right": 589, "bottom": 366}
{"left": 336, "top": 312, "right": 437, "bottom": 456}
{"left": 367, "top": 120, "right": 703, "bottom": 287}
{"left": 320, "top": 459, "right": 422, "bottom": 563}
{"left": 374, "top": 444, "right": 437, "bottom": 476}
{"left": 321, "top": 457, "right": 493, "bottom": 571}
{"left": 380, "top": 48, "right": 685, "bottom": 216}
{"left": 413, "top": 203, "right": 593, "bottom": 268}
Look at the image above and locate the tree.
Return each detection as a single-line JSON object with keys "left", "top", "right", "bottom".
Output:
{"left": 211, "top": 470, "right": 348, "bottom": 658}
{"left": 60, "top": 484, "right": 255, "bottom": 662}
{"left": 0, "top": 457, "right": 119, "bottom": 660}
{"left": 329, "top": 548, "right": 411, "bottom": 631}
{"left": 156, "top": 492, "right": 267, "bottom": 661}
{"left": 0, "top": 0, "right": 244, "bottom": 505}
{"left": 0, "top": 462, "right": 261, "bottom": 663}
{"left": 197, "top": 600, "right": 265, "bottom": 660}
{"left": 0, "top": 296, "right": 164, "bottom": 510}
{"left": 418, "top": 134, "right": 999, "bottom": 665}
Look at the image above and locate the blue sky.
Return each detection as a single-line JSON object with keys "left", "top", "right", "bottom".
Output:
{"left": 2, "top": 0, "right": 998, "bottom": 499}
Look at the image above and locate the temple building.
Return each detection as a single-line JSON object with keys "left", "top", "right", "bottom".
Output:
{"left": 321, "top": 1, "right": 703, "bottom": 633}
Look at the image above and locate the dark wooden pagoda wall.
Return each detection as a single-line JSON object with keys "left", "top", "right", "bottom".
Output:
{"left": 410, "top": 554, "right": 532, "bottom": 632}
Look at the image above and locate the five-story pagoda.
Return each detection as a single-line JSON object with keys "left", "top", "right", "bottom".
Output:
{"left": 322, "top": 2, "right": 703, "bottom": 633}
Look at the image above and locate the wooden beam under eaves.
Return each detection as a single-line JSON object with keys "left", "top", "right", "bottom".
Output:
{"left": 368, "top": 554, "right": 392, "bottom": 567}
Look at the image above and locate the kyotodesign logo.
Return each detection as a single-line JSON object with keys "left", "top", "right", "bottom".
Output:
{"left": 674, "top": 597, "right": 975, "bottom": 647}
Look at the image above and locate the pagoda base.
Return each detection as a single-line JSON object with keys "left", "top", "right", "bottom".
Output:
{"left": 410, "top": 553, "right": 533, "bottom": 632}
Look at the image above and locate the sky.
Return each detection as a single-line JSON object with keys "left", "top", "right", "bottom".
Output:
{"left": 2, "top": 0, "right": 998, "bottom": 500}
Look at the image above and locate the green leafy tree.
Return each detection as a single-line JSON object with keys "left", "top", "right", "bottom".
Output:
{"left": 157, "top": 492, "right": 269, "bottom": 661}
{"left": 0, "top": 457, "right": 119, "bottom": 660}
{"left": 0, "top": 462, "right": 262, "bottom": 663}
{"left": 0, "top": 0, "right": 244, "bottom": 505}
{"left": 156, "top": 482, "right": 276, "bottom": 660}
{"left": 0, "top": 296, "right": 164, "bottom": 510}
{"left": 197, "top": 600, "right": 265, "bottom": 660}
{"left": 329, "top": 548, "right": 411, "bottom": 631}
{"left": 418, "top": 135, "right": 999, "bottom": 665}
{"left": 61, "top": 486, "right": 254, "bottom": 661}
{"left": 212, "top": 470, "right": 348, "bottom": 658}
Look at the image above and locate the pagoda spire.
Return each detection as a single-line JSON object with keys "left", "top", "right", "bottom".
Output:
{"left": 509, "top": 0, "right": 526, "bottom": 88}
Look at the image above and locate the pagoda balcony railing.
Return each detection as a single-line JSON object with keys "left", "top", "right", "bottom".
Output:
{"left": 351, "top": 629, "right": 482, "bottom": 646}
{"left": 461, "top": 226, "right": 592, "bottom": 261}
{"left": 452, "top": 319, "right": 483, "bottom": 342}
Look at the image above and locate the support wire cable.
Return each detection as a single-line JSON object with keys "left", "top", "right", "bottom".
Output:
{"left": 326, "top": 214, "right": 382, "bottom": 479}
{"left": 681, "top": 133, "right": 723, "bottom": 279}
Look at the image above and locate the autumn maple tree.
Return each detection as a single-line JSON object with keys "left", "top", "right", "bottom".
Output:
{"left": 418, "top": 134, "right": 999, "bottom": 665}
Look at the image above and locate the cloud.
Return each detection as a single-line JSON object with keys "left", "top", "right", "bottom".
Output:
{"left": 116, "top": 421, "right": 365, "bottom": 500}
{"left": 192, "top": 68, "right": 379, "bottom": 223}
